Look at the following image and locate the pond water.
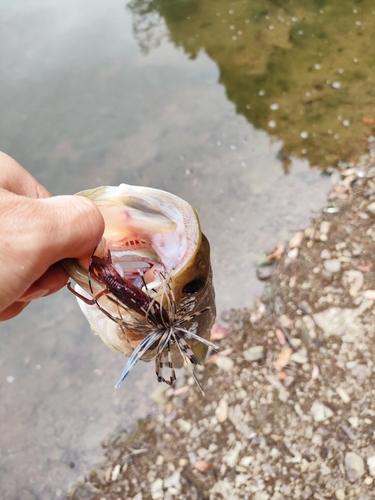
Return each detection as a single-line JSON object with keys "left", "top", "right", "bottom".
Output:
{"left": 0, "top": 0, "right": 374, "bottom": 498}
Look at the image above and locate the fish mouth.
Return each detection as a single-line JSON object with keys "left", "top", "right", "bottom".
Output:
{"left": 80, "top": 184, "right": 202, "bottom": 288}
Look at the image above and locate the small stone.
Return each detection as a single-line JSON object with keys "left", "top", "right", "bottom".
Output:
{"left": 366, "top": 202, "right": 375, "bottom": 214}
{"left": 320, "top": 221, "right": 331, "bottom": 234}
{"left": 132, "top": 493, "right": 143, "bottom": 500}
{"left": 290, "top": 352, "right": 308, "bottom": 364}
{"left": 310, "top": 400, "right": 334, "bottom": 422}
{"left": 323, "top": 259, "right": 341, "bottom": 273}
{"left": 254, "top": 492, "right": 270, "bottom": 500}
{"left": 351, "top": 364, "right": 372, "bottom": 381}
{"left": 216, "top": 398, "right": 229, "bottom": 423}
{"left": 335, "top": 489, "right": 345, "bottom": 500}
{"left": 289, "top": 231, "right": 304, "bottom": 248}
{"left": 345, "top": 452, "right": 365, "bottom": 482}
{"left": 348, "top": 417, "right": 359, "bottom": 428}
{"left": 243, "top": 346, "right": 265, "bottom": 361}
{"left": 364, "top": 476, "right": 373, "bottom": 485}
{"left": 177, "top": 419, "right": 192, "bottom": 433}
{"left": 215, "top": 356, "right": 234, "bottom": 371}
{"left": 320, "top": 249, "right": 331, "bottom": 259}
{"left": 150, "top": 478, "right": 164, "bottom": 500}
{"left": 111, "top": 464, "right": 121, "bottom": 481}
{"left": 164, "top": 472, "right": 181, "bottom": 490}
{"left": 335, "top": 386, "right": 351, "bottom": 403}
{"left": 367, "top": 455, "right": 375, "bottom": 476}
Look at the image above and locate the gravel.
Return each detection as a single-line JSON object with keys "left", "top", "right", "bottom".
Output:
{"left": 67, "top": 152, "right": 375, "bottom": 500}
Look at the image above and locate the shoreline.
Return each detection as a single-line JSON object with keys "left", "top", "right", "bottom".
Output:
{"left": 68, "top": 141, "right": 375, "bottom": 500}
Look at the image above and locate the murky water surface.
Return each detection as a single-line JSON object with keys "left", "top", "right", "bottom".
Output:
{"left": 0, "top": 0, "right": 374, "bottom": 497}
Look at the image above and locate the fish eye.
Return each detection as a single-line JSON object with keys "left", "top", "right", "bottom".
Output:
{"left": 182, "top": 279, "right": 205, "bottom": 294}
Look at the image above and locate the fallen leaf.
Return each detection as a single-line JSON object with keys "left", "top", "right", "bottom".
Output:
{"left": 216, "top": 398, "right": 229, "bottom": 423}
{"left": 207, "top": 348, "right": 233, "bottom": 364}
{"left": 289, "top": 231, "right": 304, "bottom": 249}
{"left": 170, "top": 385, "right": 190, "bottom": 396}
{"left": 194, "top": 461, "right": 213, "bottom": 473}
{"left": 274, "top": 347, "right": 293, "bottom": 371}
{"left": 275, "top": 328, "right": 287, "bottom": 346}
{"left": 265, "top": 244, "right": 285, "bottom": 262}
{"left": 362, "top": 117, "right": 375, "bottom": 124}
{"left": 210, "top": 323, "right": 231, "bottom": 341}
{"left": 357, "top": 263, "right": 373, "bottom": 272}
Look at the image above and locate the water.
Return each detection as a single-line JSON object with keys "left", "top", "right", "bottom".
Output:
{"left": 1, "top": 0, "right": 374, "bottom": 497}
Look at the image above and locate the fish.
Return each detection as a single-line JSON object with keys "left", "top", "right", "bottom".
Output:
{"left": 61, "top": 184, "right": 217, "bottom": 391}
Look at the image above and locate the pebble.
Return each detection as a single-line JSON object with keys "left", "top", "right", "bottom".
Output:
{"left": 150, "top": 478, "right": 164, "bottom": 500}
{"left": 164, "top": 472, "right": 181, "bottom": 490}
{"left": 320, "top": 249, "right": 331, "bottom": 259}
{"left": 348, "top": 417, "right": 359, "bottom": 428}
{"left": 335, "top": 489, "right": 346, "bottom": 500}
{"left": 367, "top": 455, "right": 375, "bottom": 476}
{"left": 345, "top": 452, "right": 365, "bottom": 482}
{"left": 335, "top": 386, "right": 351, "bottom": 403}
{"left": 320, "top": 221, "right": 330, "bottom": 234}
{"left": 366, "top": 201, "right": 375, "bottom": 214}
{"left": 215, "top": 356, "right": 234, "bottom": 371}
{"left": 323, "top": 259, "right": 341, "bottom": 273}
{"left": 243, "top": 345, "right": 265, "bottom": 361}
{"left": 310, "top": 400, "right": 334, "bottom": 421}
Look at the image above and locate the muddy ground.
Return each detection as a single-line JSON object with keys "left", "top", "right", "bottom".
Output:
{"left": 68, "top": 140, "right": 375, "bottom": 500}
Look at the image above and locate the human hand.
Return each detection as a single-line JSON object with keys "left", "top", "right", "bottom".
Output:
{"left": 0, "top": 152, "right": 104, "bottom": 320}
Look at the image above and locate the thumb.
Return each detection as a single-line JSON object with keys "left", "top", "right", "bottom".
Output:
{"left": 37, "top": 195, "right": 105, "bottom": 262}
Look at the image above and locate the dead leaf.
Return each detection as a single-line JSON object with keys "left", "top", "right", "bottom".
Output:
{"left": 216, "top": 398, "right": 229, "bottom": 423}
{"left": 210, "top": 323, "right": 231, "bottom": 341}
{"left": 362, "top": 117, "right": 375, "bottom": 124}
{"left": 194, "top": 461, "right": 213, "bottom": 472}
{"left": 207, "top": 348, "right": 233, "bottom": 364}
{"left": 289, "top": 231, "right": 304, "bottom": 249}
{"left": 357, "top": 263, "right": 373, "bottom": 272}
{"left": 170, "top": 385, "right": 190, "bottom": 396}
{"left": 274, "top": 347, "right": 293, "bottom": 371}
{"left": 275, "top": 328, "right": 287, "bottom": 346}
{"left": 265, "top": 244, "right": 285, "bottom": 262}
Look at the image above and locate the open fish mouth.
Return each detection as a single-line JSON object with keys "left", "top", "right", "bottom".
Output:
{"left": 61, "top": 184, "right": 217, "bottom": 391}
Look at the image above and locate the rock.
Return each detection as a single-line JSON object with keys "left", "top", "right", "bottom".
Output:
{"left": 313, "top": 307, "right": 364, "bottom": 338}
{"left": 68, "top": 483, "right": 101, "bottom": 500}
{"left": 343, "top": 270, "right": 364, "bottom": 295}
{"left": 177, "top": 418, "right": 192, "bottom": 433}
{"left": 323, "top": 259, "right": 341, "bottom": 273}
{"left": 289, "top": 231, "right": 304, "bottom": 248}
{"left": 320, "top": 221, "right": 331, "bottom": 234}
{"left": 345, "top": 452, "right": 365, "bottom": 482}
{"left": 215, "top": 356, "right": 234, "bottom": 371}
{"left": 243, "top": 345, "right": 265, "bottom": 361}
{"left": 320, "top": 249, "right": 331, "bottom": 259}
{"left": 351, "top": 364, "right": 372, "bottom": 381}
{"left": 310, "top": 400, "right": 334, "bottom": 422}
{"left": 216, "top": 397, "right": 229, "bottom": 423}
{"left": 367, "top": 455, "right": 375, "bottom": 476}
{"left": 164, "top": 472, "right": 181, "bottom": 490}
{"left": 335, "top": 386, "right": 351, "bottom": 403}
{"left": 253, "top": 492, "right": 270, "bottom": 500}
{"left": 366, "top": 201, "right": 375, "bottom": 214}
{"left": 132, "top": 494, "right": 143, "bottom": 500}
{"left": 150, "top": 478, "right": 164, "bottom": 500}
{"left": 335, "top": 489, "right": 346, "bottom": 500}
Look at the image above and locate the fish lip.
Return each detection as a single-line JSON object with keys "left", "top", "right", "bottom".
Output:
{"left": 77, "top": 183, "right": 202, "bottom": 278}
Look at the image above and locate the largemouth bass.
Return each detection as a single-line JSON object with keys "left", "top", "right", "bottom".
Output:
{"left": 61, "top": 184, "right": 216, "bottom": 391}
